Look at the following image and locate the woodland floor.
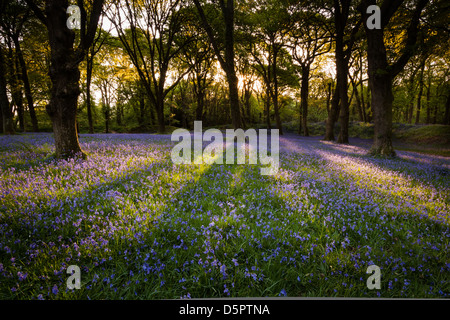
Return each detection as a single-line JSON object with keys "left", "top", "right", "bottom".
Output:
{"left": 0, "top": 133, "right": 448, "bottom": 299}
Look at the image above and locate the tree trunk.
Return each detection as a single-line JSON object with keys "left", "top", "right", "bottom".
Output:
{"left": 265, "top": 89, "right": 271, "bottom": 129}
{"left": 369, "top": 73, "right": 395, "bottom": 156}
{"left": 156, "top": 95, "right": 165, "bottom": 133}
{"left": 223, "top": 0, "right": 241, "bottom": 129}
{"left": 333, "top": 0, "right": 351, "bottom": 144}
{"left": 365, "top": 86, "right": 371, "bottom": 122}
{"left": 12, "top": 68, "right": 25, "bottom": 132}
{"left": 365, "top": 25, "right": 395, "bottom": 156}
{"left": 86, "top": 50, "right": 94, "bottom": 133}
{"left": 271, "top": 54, "right": 282, "bottom": 135}
{"left": 193, "top": 0, "right": 241, "bottom": 129}
{"left": 240, "top": 101, "right": 247, "bottom": 129}
{"left": 178, "top": 81, "right": 188, "bottom": 128}
{"left": 45, "top": 0, "right": 85, "bottom": 158}
{"left": 326, "top": 81, "right": 332, "bottom": 116}
{"left": 0, "top": 48, "right": 15, "bottom": 134}
{"left": 104, "top": 106, "right": 109, "bottom": 133}
{"left": 195, "top": 77, "right": 205, "bottom": 121}
{"left": 361, "top": 84, "right": 367, "bottom": 122}
{"left": 150, "top": 100, "right": 156, "bottom": 126}
{"left": 336, "top": 49, "right": 349, "bottom": 143}
{"left": 324, "top": 80, "right": 340, "bottom": 141}
{"left": 104, "top": 109, "right": 109, "bottom": 133}
{"left": 300, "top": 64, "right": 310, "bottom": 136}
{"left": 13, "top": 36, "right": 39, "bottom": 132}
{"left": 405, "top": 70, "right": 416, "bottom": 123}
{"left": 425, "top": 73, "right": 431, "bottom": 124}
{"left": 244, "top": 86, "right": 252, "bottom": 123}
{"left": 155, "top": 66, "right": 168, "bottom": 133}
{"left": 8, "top": 45, "right": 24, "bottom": 131}
{"left": 350, "top": 74, "right": 364, "bottom": 122}
{"left": 325, "top": 0, "right": 352, "bottom": 142}
{"left": 226, "top": 69, "right": 241, "bottom": 129}
{"left": 195, "top": 93, "right": 204, "bottom": 121}
{"left": 137, "top": 94, "right": 145, "bottom": 126}
{"left": 24, "top": 0, "right": 104, "bottom": 157}
{"left": 355, "top": 84, "right": 364, "bottom": 122}
{"left": 443, "top": 93, "right": 450, "bottom": 125}
{"left": 415, "top": 60, "right": 425, "bottom": 124}
{"left": 49, "top": 88, "right": 84, "bottom": 157}
{"left": 0, "top": 102, "right": 2, "bottom": 133}
{"left": 116, "top": 104, "right": 122, "bottom": 126}
{"left": 16, "top": 94, "right": 25, "bottom": 132}
{"left": 225, "top": 63, "right": 241, "bottom": 129}
{"left": 297, "top": 101, "right": 302, "bottom": 134}
{"left": 432, "top": 101, "right": 437, "bottom": 124}
{"left": 407, "top": 101, "right": 414, "bottom": 124}
{"left": 359, "top": 53, "right": 367, "bottom": 122}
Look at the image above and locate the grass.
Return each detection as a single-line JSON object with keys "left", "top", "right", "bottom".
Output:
{"left": 0, "top": 132, "right": 448, "bottom": 300}
{"left": 392, "top": 124, "right": 450, "bottom": 145}
{"left": 392, "top": 124, "right": 450, "bottom": 157}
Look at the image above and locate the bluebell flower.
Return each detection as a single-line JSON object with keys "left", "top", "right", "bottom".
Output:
{"left": 52, "top": 285, "right": 58, "bottom": 295}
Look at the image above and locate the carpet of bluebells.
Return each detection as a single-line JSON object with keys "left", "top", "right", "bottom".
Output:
{"left": 0, "top": 132, "right": 449, "bottom": 300}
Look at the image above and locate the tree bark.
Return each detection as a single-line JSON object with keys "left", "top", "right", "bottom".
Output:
{"left": 366, "top": 88, "right": 371, "bottom": 122}
{"left": 369, "top": 69, "right": 395, "bottom": 156}
{"left": 326, "top": 81, "right": 332, "bottom": 116}
{"left": 335, "top": 0, "right": 350, "bottom": 144}
{"left": 324, "top": 0, "right": 353, "bottom": 142}
{"left": 45, "top": 0, "right": 85, "bottom": 157}
{"left": 241, "top": 82, "right": 252, "bottom": 124}
{"left": 7, "top": 43, "right": 25, "bottom": 132}
{"left": 86, "top": 49, "right": 94, "bottom": 133}
{"left": 432, "top": 101, "right": 437, "bottom": 124}
{"left": 361, "top": 0, "right": 427, "bottom": 156}
{"left": 324, "top": 79, "right": 340, "bottom": 141}
{"left": 350, "top": 73, "right": 364, "bottom": 122}
{"left": 104, "top": 108, "right": 109, "bottom": 133}
{"left": 359, "top": 52, "right": 367, "bottom": 122}
{"left": 361, "top": 84, "right": 367, "bottom": 122}
{"left": 364, "top": 14, "right": 395, "bottom": 156}
{"left": 156, "top": 94, "right": 165, "bottom": 133}
{"left": 194, "top": 76, "right": 205, "bottom": 121}
{"left": 425, "top": 73, "right": 431, "bottom": 124}
{"left": 337, "top": 70, "right": 350, "bottom": 143}
{"left": 136, "top": 99, "right": 143, "bottom": 126}
{"left": 265, "top": 87, "right": 271, "bottom": 129}
{"left": 271, "top": 46, "right": 283, "bottom": 135}
{"left": 13, "top": 36, "right": 39, "bottom": 132}
{"left": 0, "top": 48, "right": 15, "bottom": 134}
{"left": 405, "top": 68, "right": 417, "bottom": 123}
{"left": 25, "top": 0, "right": 103, "bottom": 158}
{"left": 193, "top": 0, "right": 241, "bottom": 129}
{"left": 227, "top": 70, "right": 241, "bottom": 129}
{"left": 443, "top": 93, "right": 450, "bottom": 125}
{"left": 300, "top": 64, "right": 310, "bottom": 136}
{"left": 100, "top": 82, "right": 110, "bottom": 133}
{"left": 223, "top": 0, "right": 241, "bottom": 129}
{"left": 415, "top": 60, "right": 425, "bottom": 124}
{"left": 0, "top": 101, "right": 2, "bottom": 133}
{"left": 297, "top": 101, "right": 302, "bottom": 134}
{"left": 195, "top": 91, "right": 204, "bottom": 121}
{"left": 116, "top": 104, "right": 123, "bottom": 126}
{"left": 11, "top": 72, "right": 25, "bottom": 132}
